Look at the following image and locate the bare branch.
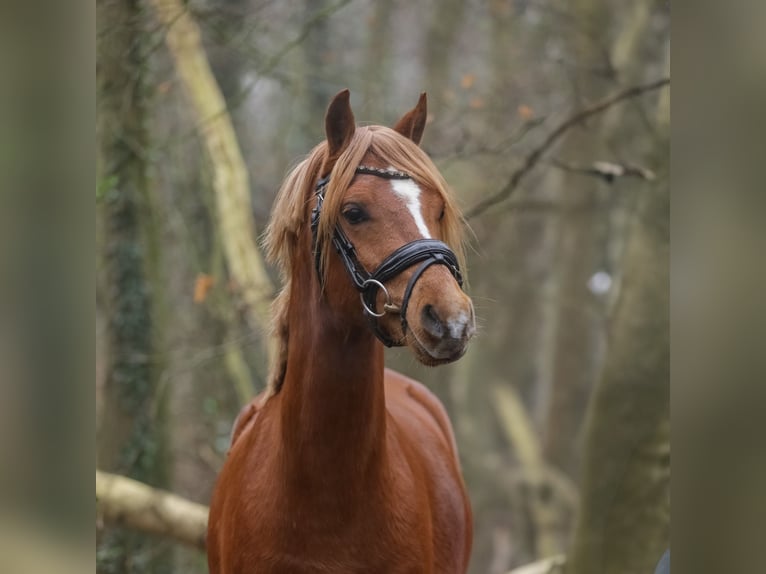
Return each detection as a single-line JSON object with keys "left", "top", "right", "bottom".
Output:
{"left": 506, "top": 555, "right": 566, "bottom": 574}
{"left": 96, "top": 470, "right": 209, "bottom": 550}
{"left": 435, "top": 116, "right": 547, "bottom": 165}
{"left": 500, "top": 197, "right": 601, "bottom": 215}
{"left": 227, "top": 0, "right": 354, "bottom": 110}
{"left": 548, "top": 158, "right": 656, "bottom": 183}
{"left": 465, "top": 77, "right": 670, "bottom": 219}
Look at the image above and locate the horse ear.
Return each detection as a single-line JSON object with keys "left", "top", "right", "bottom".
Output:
{"left": 393, "top": 92, "right": 428, "bottom": 145}
{"left": 325, "top": 89, "right": 356, "bottom": 161}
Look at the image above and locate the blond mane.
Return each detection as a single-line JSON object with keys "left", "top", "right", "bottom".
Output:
{"left": 262, "top": 125, "right": 466, "bottom": 395}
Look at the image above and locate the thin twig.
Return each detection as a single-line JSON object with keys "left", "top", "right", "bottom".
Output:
{"left": 436, "top": 116, "right": 547, "bottom": 165}
{"left": 465, "top": 77, "right": 670, "bottom": 219}
{"left": 548, "top": 157, "right": 655, "bottom": 183}
{"left": 227, "top": 0, "right": 354, "bottom": 111}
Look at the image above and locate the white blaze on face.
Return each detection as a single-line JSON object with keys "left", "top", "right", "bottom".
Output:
{"left": 389, "top": 178, "right": 432, "bottom": 239}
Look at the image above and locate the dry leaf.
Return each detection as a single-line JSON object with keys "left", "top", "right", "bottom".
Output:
{"left": 157, "top": 81, "right": 172, "bottom": 95}
{"left": 193, "top": 273, "right": 215, "bottom": 303}
{"left": 469, "top": 97, "right": 485, "bottom": 109}
{"left": 517, "top": 104, "right": 535, "bottom": 120}
{"left": 461, "top": 74, "right": 476, "bottom": 89}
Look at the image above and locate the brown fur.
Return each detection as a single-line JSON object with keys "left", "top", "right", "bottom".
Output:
{"left": 209, "top": 91, "right": 474, "bottom": 573}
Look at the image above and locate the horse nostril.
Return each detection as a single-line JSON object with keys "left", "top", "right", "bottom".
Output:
{"left": 421, "top": 304, "right": 445, "bottom": 338}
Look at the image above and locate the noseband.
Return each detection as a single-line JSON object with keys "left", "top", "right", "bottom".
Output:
{"left": 311, "top": 166, "right": 464, "bottom": 347}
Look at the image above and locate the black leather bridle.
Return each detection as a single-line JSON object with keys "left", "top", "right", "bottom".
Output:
{"left": 311, "top": 165, "right": 464, "bottom": 347}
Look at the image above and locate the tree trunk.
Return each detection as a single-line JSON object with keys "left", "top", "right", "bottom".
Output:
{"left": 96, "top": 0, "right": 168, "bottom": 570}
{"left": 541, "top": 0, "right": 612, "bottom": 479}
{"left": 566, "top": 181, "right": 670, "bottom": 574}
{"left": 423, "top": 0, "right": 466, "bottom": 150}
{"left": 149, "top": 0, "right": 275, "bottom": 344}
{"left": 362, "top": 0, "right": 393, "bottom": 119}
{"left": 147, "top": 4, "right": 262, "bottom": 569}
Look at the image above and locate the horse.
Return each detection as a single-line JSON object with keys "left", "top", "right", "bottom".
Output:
{"left": 207, "top": 89, "right": 476, "bottom": 573}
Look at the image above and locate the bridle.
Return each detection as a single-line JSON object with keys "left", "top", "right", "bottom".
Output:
{"left": 311, "top": 165, "right": 464, "bottom": 347}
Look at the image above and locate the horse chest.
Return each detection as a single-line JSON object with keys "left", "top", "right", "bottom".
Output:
{"left": 209, "top": 396, "right": 469, "bottom": 572}
{"left": 224, "top": 500, "right": 429, "bottom": 573}
{"left": 211, "top": 448, "right": 443, "bottom": 573}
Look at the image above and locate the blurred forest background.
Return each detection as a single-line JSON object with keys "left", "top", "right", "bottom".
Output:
{"left": 96, "top": 0, "right": 669, "bottom": 572}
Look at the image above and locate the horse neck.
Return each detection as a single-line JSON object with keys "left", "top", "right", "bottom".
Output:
{"left": 277, "top": 259, "right": 388, "bottom": 488}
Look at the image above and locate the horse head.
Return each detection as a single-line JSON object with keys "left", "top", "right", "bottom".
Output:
{"left": 314, "top": 90, "right": 476, "bottom": 365}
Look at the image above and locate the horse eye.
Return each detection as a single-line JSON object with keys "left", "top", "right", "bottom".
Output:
{"left": 439, "top": 207, "right": 446, "bottom": 221}
{"left": 342, "top": 206, "right": 369, "bottom": 225}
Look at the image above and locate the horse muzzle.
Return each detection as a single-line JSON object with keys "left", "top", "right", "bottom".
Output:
{"left": 407, "top": 294, "right": 476, "bottom": 365}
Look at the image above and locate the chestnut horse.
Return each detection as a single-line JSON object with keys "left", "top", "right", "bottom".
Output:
{"left": 207, "top": 90, "right": 475, "bottom": 573}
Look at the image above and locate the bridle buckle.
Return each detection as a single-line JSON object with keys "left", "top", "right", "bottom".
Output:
{"left": 360, "top": 279, "right": 400, "bottom": 317}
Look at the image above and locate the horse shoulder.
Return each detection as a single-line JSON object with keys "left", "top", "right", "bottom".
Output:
{"left": 384, "top": 368, "right": 472, "bottom": 573}
{"left": 210, "top": 393, "right": 282, "bottom": 573}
